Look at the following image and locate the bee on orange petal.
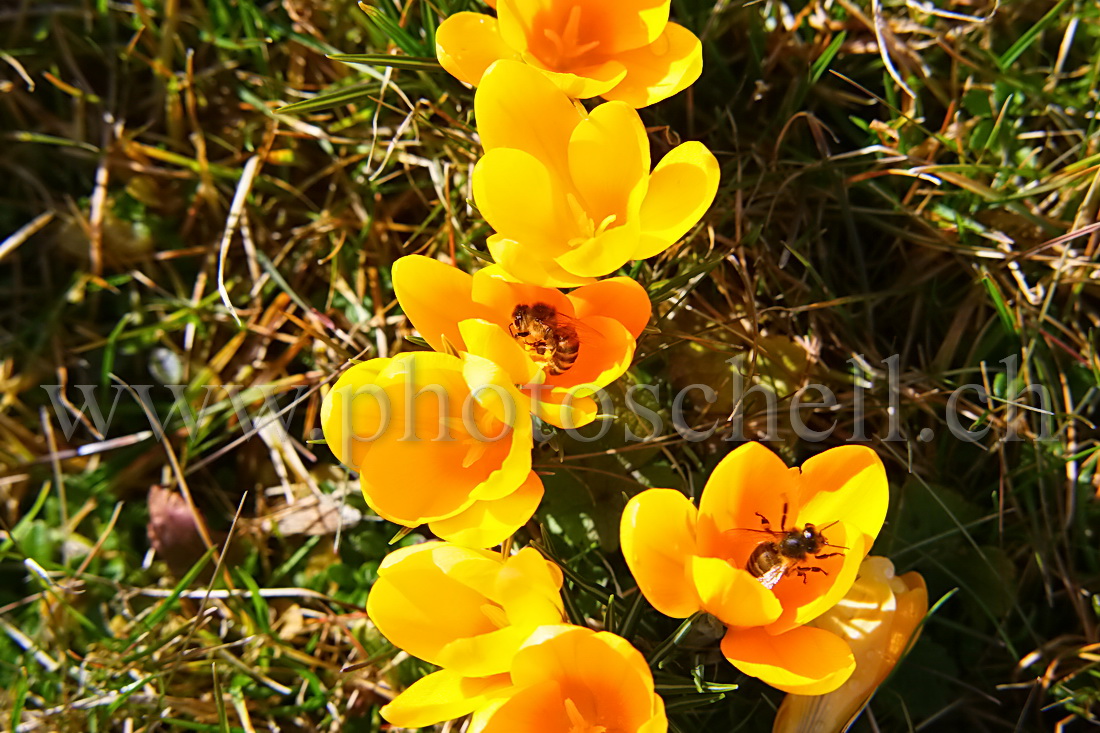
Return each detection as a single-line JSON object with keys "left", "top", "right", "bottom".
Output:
{"left": 508, "top": 302, "right": 597, "bottom": 376}
{"left": 733, "top": 502, "right": 848, "bottom": 590}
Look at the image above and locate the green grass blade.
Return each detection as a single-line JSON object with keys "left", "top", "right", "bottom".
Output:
{"left": 328, "top": 53, "right": 440, "bottom": 71}
{"left": 997, "top": 0, "right": 1072, "bottom": 68}
{"left": 277, "top": 83, "right": 382, "bottom": 114}
{"left": 358, "top": 2, "right": 427, "bottom": 56}
{"left": 810, "top": 31, "right": 846, "bottom": 84}
{"left": 134, "top": 547, "right": 216, "bottom": 636}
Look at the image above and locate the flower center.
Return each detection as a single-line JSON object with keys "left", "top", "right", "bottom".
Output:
{"left": 565, "top": 698, "right": 607, "bottom": 733}
{"left": 480, "top": 604, "right": 509, "bottom": 629}
{"left": 565, "top": 193, "right": 618, "bottom": 248}
{"left": 540, "top": 5, "right": 601, "bottom": 68}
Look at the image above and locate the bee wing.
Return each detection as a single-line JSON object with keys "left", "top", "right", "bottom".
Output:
{"left": 723, "top": 527, "right": 788, "bottom": 540}
{"left": 758, "top": 562, "right": 790, "bottom": 590}
{"left": 552, "top": 310, "right": 604, "bottom": 340}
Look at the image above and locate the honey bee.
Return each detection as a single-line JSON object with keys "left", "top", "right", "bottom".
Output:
{"left": 509, "top": 303, "right": 581, "bottom": 375}
{"left": 740, "top": 502, "right": 846, "bottom": 590}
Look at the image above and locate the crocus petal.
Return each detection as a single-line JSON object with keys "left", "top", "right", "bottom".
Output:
{"left": 891, "top": 570, "right": 929, "bottom": 653}
{"left": 568, "top": 101, "right": 651, "bottom": 223}
{"left": 320, "top": 360, "right": 389, "bottom": 470}
{"left": 459, "top": 318, "right": 543, "bottom": 386}
{"left": 497, "top": 546, "right": 566, "bottom": 626}
{"left": 430, "top": 471, "right": 544, "bottom": 549}
{"left": 436, "top": 13, "right": 522, "bottom": 87}
{"left": 540, "top": 314, "right": 634, "bottom": 391}
{"left": 367, "top": 545, "right": 502, "bottom": 665}
{"left": 375, "top": 539, "right": 445, "bottom": 572}
{"left": 768, "top": 528, "right": 867, "bottom": 635}
{"left": 527, "top": 387, "right": 598, "bottom": 429}
{"left": 773, "top": 560, "right": 928, "bottom": 732}
{"left": 573, "top": 0, "right": 671, "bottom": 54}
{"left": 352, "top": 359, "right": 531, "bottom": 528}
{"left": 554, "top": 222, "right": 641, "bottom": 278}
{"left": 529, "top": 57, "right": 628, "bottom": 99}
{"left": 640, "top": 707, "right": 670, "bottom": 733}
{"left": 797, "top": 445, "right": 888, "bottom": 545}
{"left": 602, "top": 22, "right": 703, "bottom": 108}
{"left": 381, "top": 669, "right": 511, "bottom": 729}
{"left": 696, "top": 442, "right": 802, "bottom": 562}
{"left": 469, "top": 626, "right": 666, "bottom": 732}
{"left": 691, "top": 556, "right": 784, "bottom": 628}
{"left": 620, "top": 489, "right": 701, "bottom": 618}
{"left": 476, "top": 60, "right": 581, "bottom": 183}
{"left": 721, "top": 625, "right": 855, "bottom": 695}
{"left": 568, "top": 277, "right": 651, "bottom": 338}
{"left": 392, "top": 255, "right": 478, "bottom": 353}
{"left": 506, "top": 627, "right": 658, "bottom": 730}
{"left": 494, "top": 0, "right": 546, "bottom": 55}
{"left": 475, "top": 679, "right": 573, "bottom": 732}
{"left": 436, "top": 626, "right": 537, "bottom": 677}
{"left": 471, "top": 265, "right": 577, "bottom": 322}
{"left": 461, "top": 352, "right": 531, "bottom": 433}
{"left": 469, "top": 420, "right": 534, "bottom": 504}
{"left": 327, "top": 354, "right": 523, "bottom": 526}
{"left": 488, "top": 234, "right": 596, "bottom": 289}
{"left": 356, "top": 437, "right": 478, "bottom": 524}
{"left": 473, "top": 148, "right": 577, "bottom": 255}
{"left": 635, "top": 140, "right": 720, "bottom": 259}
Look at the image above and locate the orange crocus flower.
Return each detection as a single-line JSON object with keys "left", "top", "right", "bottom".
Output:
{"left": 620, "top": 442, "right": 889, "bottom": 694}
{"left": 473, "top": 60, "right": 720, "bottom": 288}
{"left": 321, "top": 351, "right": 542, "bottom": 548}
{"left": 436, "top": 0, "right": 702, "bottom": 108}
{"left": 772, "top": 556, "right": 927, "bottom": 732}
{"left": 368, "top": 542, "right": 565, "bottom": 683}
{"left": 383, "top": 625, "right": 668, "bottom": 732}
{"left": 392, "top": 254, "right": 651, "bottom": 429}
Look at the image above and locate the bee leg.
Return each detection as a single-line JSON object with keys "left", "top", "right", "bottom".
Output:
{"left": 754, "top": 512, "right": 771, "bottom": 529}
{"left": 779, "top": 501, "right": 788, "bottom": 530}
{"left": 508, "top": 323, "right": 517, "bottom": 338}
{"left": 798, "top": 566, "right": 828, "bottom": 583}
{"left": 815, "top": 552, "right": 843, "bottom": 560}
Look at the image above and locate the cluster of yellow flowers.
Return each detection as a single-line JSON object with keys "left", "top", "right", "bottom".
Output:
{"left": 320, "top": 2, "right": 926, "bottom": 729}
{"left": 323, "top": 0, "right": 718, "bottom": 552}
{"left": 367, "top": 542, "right": 667, "bottom": 730}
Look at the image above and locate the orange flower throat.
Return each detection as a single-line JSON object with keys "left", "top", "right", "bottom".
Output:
{"left": 539, "top": 5, "right": 601, "bottom": 69}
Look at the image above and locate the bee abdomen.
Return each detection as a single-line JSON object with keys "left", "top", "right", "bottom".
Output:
{"left": 546, "top": 331, "right": 577, "bottom": 372}
{"left": 746, "top": 543, "right": 782, "bottom": 578}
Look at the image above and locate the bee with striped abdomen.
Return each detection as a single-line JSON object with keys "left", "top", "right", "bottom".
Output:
{"left": 739, "top": 502, "right": 847, "bottom": 590}
{"left": 508, "top": 302, "right": 581, "bottom": 375}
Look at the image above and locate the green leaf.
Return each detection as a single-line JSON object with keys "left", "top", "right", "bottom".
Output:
{"left": 647, "top": 252, "right": 724, "bottom": 304}
{"left": 276, "top": 83, "right": 381, "bottom": 115}
{"left": 810, "top": 31, "right": 846, "bottom": 84}
{"left": 134, "top": 547, "right": 216, "bottom": 637}
{"left": 328, "top": 53, "right": 440, "bottom": 71}
{"left": 997, "top": 0, "right": 1072, "bottom": 69}
{"left": 358, "top": 2, "right": 427, "bottom": 56}
{"left": 981, "top": 273, "right": 1019, "bottom": 336}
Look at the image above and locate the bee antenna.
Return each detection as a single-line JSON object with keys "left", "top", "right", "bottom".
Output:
{"left": 819, "top": 520, "right": 840, "bottom": 532}
{"left": 824, "top": 541, "right": 849, "bottom": 550}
